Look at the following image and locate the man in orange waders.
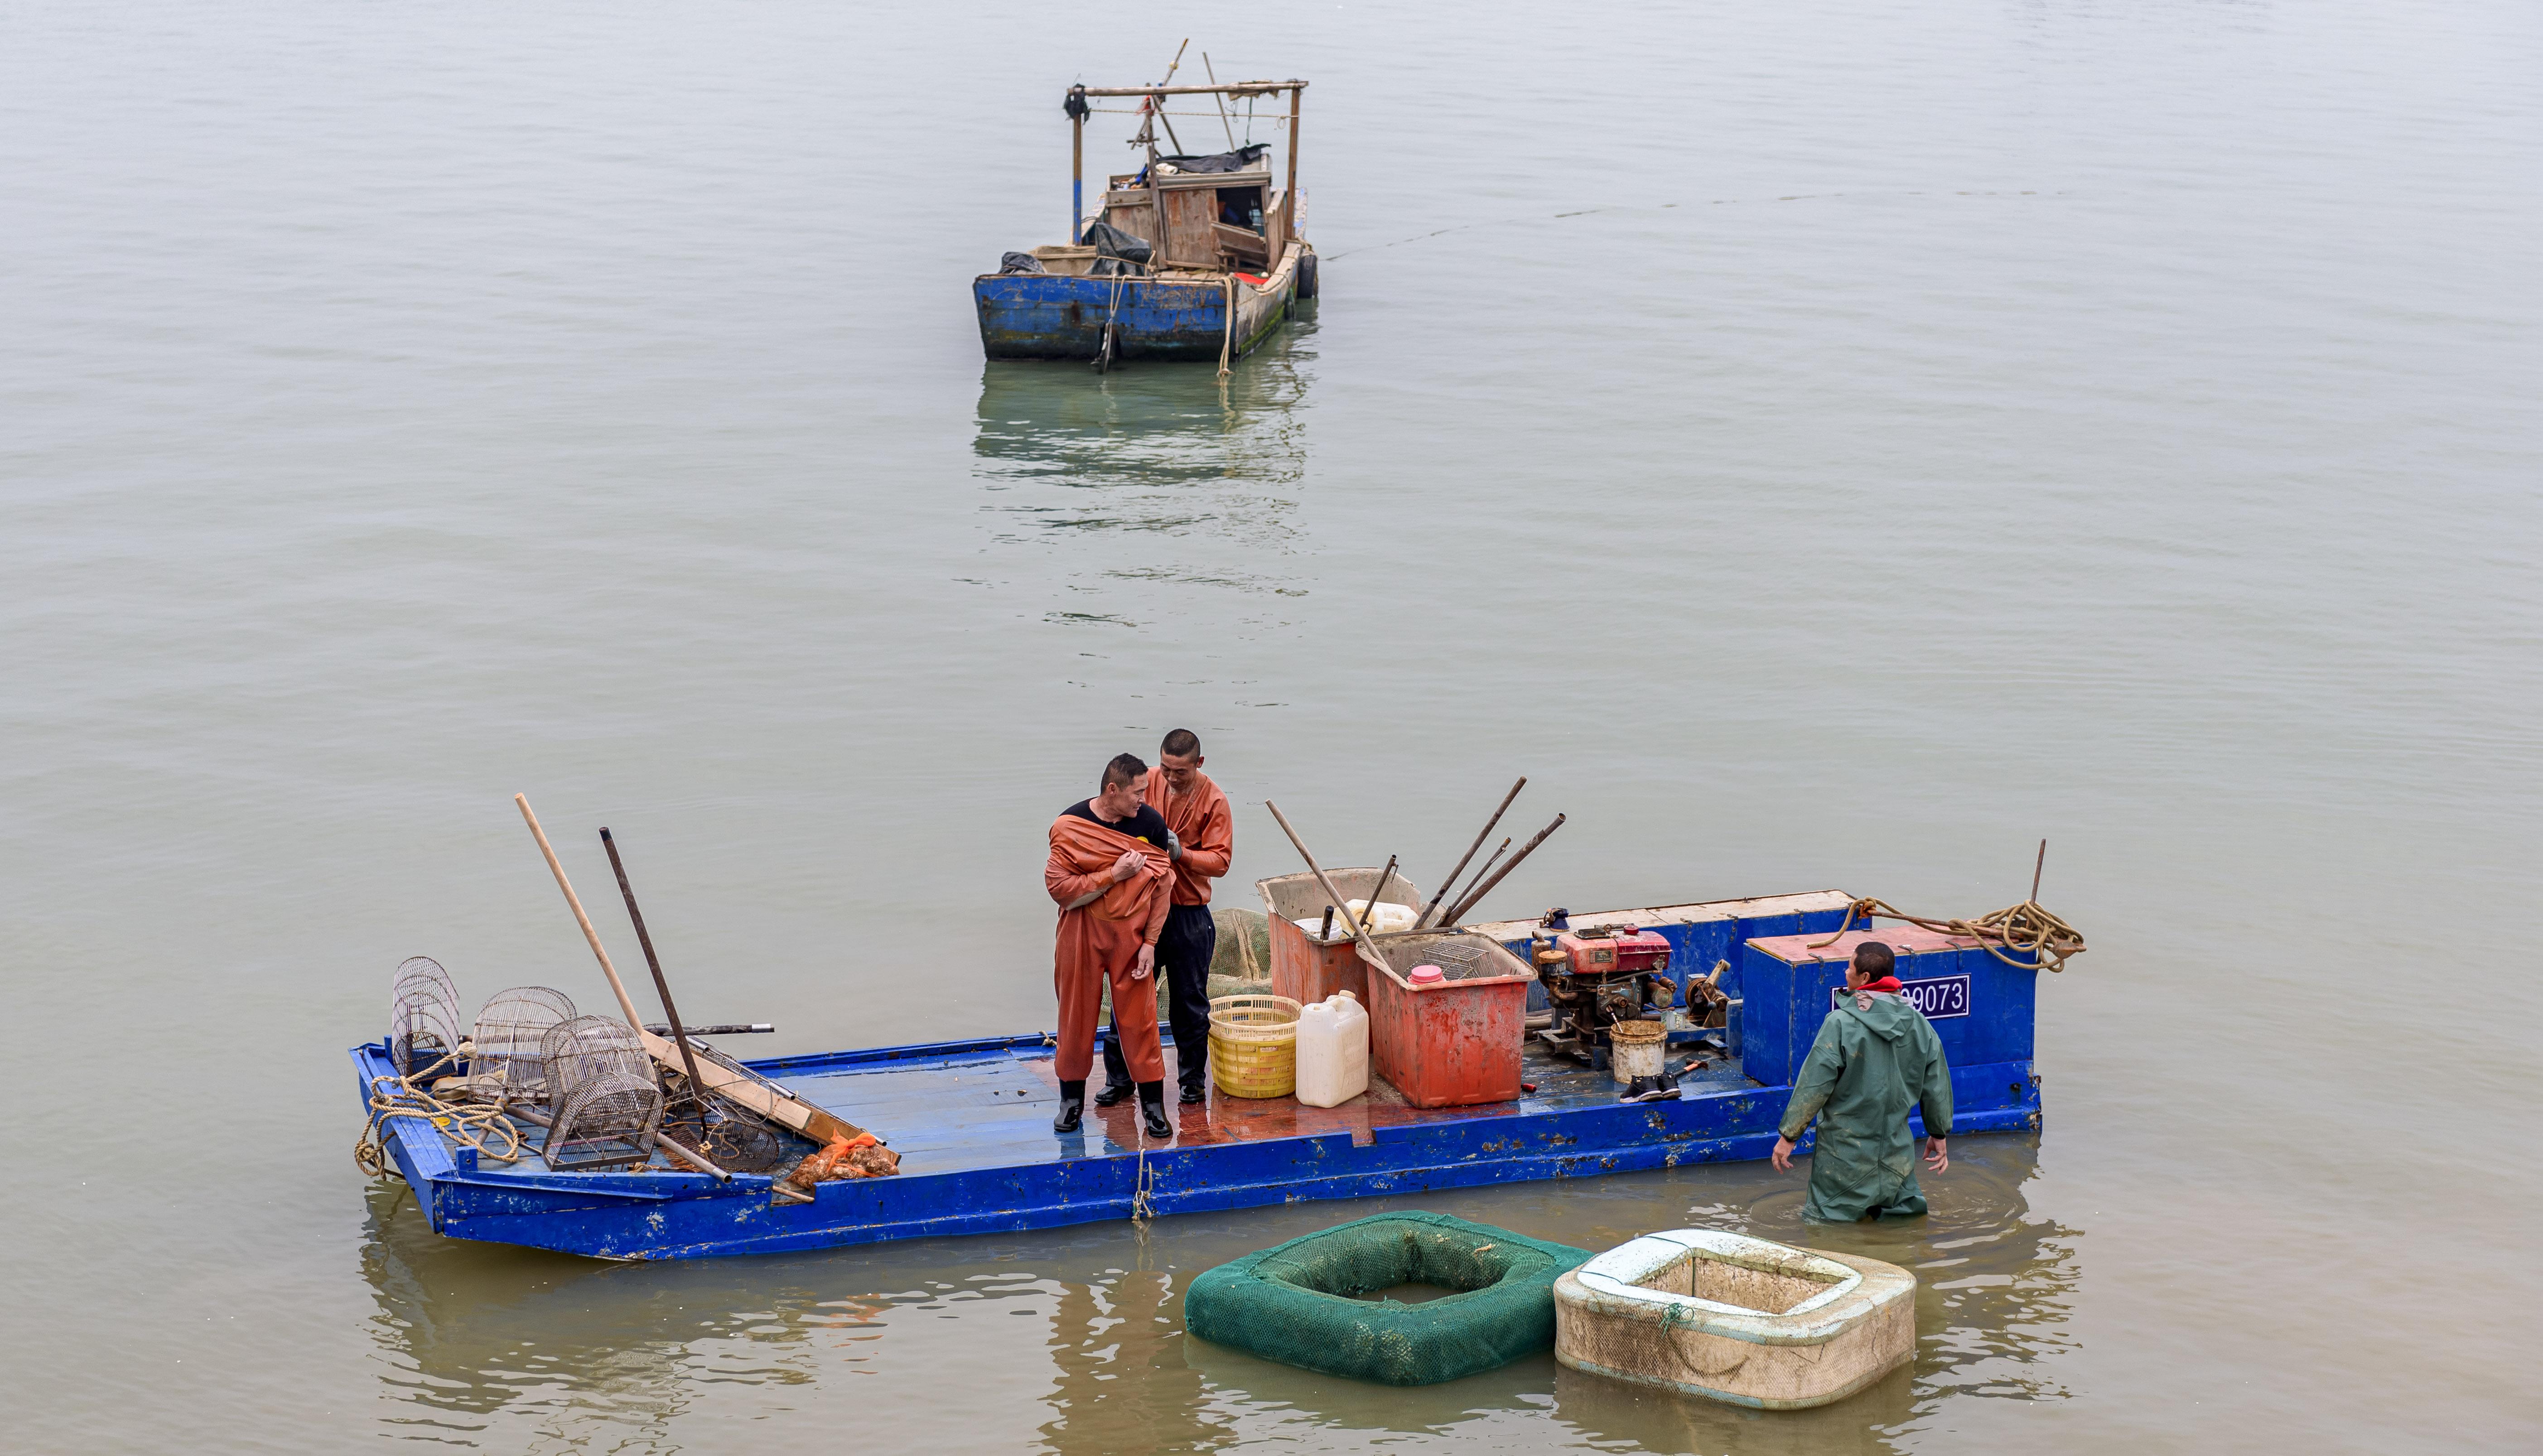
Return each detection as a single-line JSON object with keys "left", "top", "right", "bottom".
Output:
{"left": 1047, "top": 752, "right": 1177, "bottom": 1140}
{"left": 1095, "top": 728, "right": 1235, "bottom": 1108}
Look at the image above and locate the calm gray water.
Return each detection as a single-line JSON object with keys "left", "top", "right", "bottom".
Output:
{"left": 5, "top": 1, "right": 2538, "bottom": 1450}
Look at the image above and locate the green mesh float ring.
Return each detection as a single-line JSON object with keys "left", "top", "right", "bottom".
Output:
{"left": 1184, "top": 1210, "right": 1593, "bottom": 1386}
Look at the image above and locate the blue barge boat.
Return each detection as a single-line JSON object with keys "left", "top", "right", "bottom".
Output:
{"left": 350, "top": 890, "right": 2052, "bottom": 1261}
{"left": 975, "top": 75, "right": 1315, "bottom": 367}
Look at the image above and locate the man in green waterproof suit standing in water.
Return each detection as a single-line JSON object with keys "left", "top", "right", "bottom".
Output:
{"left": 1770, "top": 941, "right": 1954, "bottom": 1219}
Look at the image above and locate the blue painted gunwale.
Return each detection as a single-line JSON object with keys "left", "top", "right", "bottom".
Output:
{"left": 973, "top": 253, "right": 1302, "bottom": 362}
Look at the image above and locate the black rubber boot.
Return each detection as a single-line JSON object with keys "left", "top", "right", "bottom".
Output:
{"left": 1137, "top": 1080, "right": 1174, "bottom": 1140}
{"left": 1053, "top": 1080, "right": 1086, "bottom": 1133}
{"left": 1092, "top": 1080, "right": 1134, "bottom": 1107}
{"left": 1178, "top": 1081, "right": 1206, "bottom": 1105}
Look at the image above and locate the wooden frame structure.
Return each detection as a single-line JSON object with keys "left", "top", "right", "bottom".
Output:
{"left": 1066, "top": 79, "right": 1305, "bottom": 271}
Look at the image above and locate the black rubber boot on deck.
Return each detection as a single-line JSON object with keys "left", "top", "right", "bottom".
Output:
{"left": 1053, "top": 1080, "right": 1086, "bottom": 1133}
{"left": 1092, "top": 1080, "right": 1134, "bottom": 1107}
{"left": 1178, "top": 1081, "right": 1206, "bottom": 1105}
{"left": 1137, "top": 1080, "right": 1174, "bottom": 1140}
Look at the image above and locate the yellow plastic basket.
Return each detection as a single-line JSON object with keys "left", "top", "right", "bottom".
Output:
{"left": 1208, "top": 993, "right": 1302, "bottom": 1099}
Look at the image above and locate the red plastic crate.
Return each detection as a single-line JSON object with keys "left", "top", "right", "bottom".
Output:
{"left": 1357, "top": 932, "right": 1537, "bottom": 1108}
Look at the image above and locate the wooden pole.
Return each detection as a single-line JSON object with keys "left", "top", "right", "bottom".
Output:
{"left": 2031, "top": 839, "right": 2048, "bottom": 902}
{"left": 1202, "top": 53, "right": 1236, "bottom": 148}
{"left": 1449, "top": 838, "right": 1512, "bottom": 916}
{"left": 1419, "top": 776, "right": 1525, "bottom": 927}
{"left": 1284, "top": 85, "right": 1301, "bottom": 238}
{"left": 1442, "top": 814, "right": 1567, "bottom": 926}
{"left": 1357, "top": 854, "right": 1399, "bottom": 935}
{"left": 1265, "top": 800, "right": 1382, "bottom": 964}
{"left": 517, "top": 794, "right": 644, "bottom": 1032}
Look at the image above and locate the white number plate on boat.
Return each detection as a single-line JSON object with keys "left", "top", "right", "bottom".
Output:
{"left": 1832, "top": 974, "right": 1971, "bottom": 1019}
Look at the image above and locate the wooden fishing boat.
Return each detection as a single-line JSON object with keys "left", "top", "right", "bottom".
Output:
{"left": 974, "top": 75, "right": 1316, "bottom": 368}
{"left": 349, "top": 889, "right": 2053, "bottom": 1261}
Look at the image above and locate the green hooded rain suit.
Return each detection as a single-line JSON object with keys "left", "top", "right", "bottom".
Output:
{"left": 1778, "top": 988, "right": 1955, "bottom": 1221}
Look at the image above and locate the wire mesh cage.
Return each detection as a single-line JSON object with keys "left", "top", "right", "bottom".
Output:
{"left": 388, "top": 955, "right": 465, "bottom": 1078}
{"left": 539, "top": 1015, "right": 661, "bottom": 1170}
{"left": 469, "top": 987, "right": 577, "bottom": 1105}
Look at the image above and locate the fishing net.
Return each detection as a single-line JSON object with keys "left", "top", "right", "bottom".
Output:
{"left": 1184, "top": 1211, "right": 1592, "bottom": 1386}
{"left": 469, "top": 987, "right": 576, "bottom": 1105}
{"left": 538, "top": 1016, "right": 661, "bottom": 1169}
{"left": 388, "top": 956, "right": 465, "bottom": 1078}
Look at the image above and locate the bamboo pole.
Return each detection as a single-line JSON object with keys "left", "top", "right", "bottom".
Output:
{"left": 1284, "top": 86, "right": 1302, "bottom": 239}
{"left": 1264, "top": 800, "right": 1381, "bottom": 965}
{"left": 517, "top": 794, "right": 645, "bottom": 1031}
{"left": 1441, "top": 813, "right": 1567, "bottom": 926}
{"left": 1079, "top": 82, "right": 1308, "bottom": 97}
{"left": 1419, "top": 777, "right": 1525, "bottom": 927}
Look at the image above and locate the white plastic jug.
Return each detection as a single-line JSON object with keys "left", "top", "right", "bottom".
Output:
{"left": 1294, "top": 990, "right": 1370, "bottom": 1107}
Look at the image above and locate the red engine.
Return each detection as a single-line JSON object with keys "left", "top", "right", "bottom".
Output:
{"left": 1557, "top": 928, "right": 1673, "bottom": 978}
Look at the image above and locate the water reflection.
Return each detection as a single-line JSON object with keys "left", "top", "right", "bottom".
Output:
{"left": 354, "top": 1132, "right": 2075, "bottom": 1451}
{"left": 970, "top": 323, "right": 1317, "bottom": 640}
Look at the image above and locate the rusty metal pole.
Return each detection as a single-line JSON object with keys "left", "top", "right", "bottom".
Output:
{"left": 598, "top": 829, "right": 709, "bottom": 1111}
{"left": 1071, "top": 101, "right": 1085, "bottom": 244}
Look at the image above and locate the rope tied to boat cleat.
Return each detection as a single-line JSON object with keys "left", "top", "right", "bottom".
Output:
{"left": 1807, "top": 896, "right": 2088, "bottom": 973}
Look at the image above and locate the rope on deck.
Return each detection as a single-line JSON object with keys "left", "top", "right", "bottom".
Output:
{"left": 1807, "top": 897, "right": 2088, "bottom": 973}
{"left": 355, "top": 1046, "right": 527, "bottom": 1176}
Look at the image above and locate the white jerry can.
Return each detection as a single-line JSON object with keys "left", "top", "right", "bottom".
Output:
{"left": 1293, "top": 990, "right": 1370, "bottom": 1107}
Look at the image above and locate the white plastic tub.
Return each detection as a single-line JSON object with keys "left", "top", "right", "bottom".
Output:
{"left": 1554, "top": 1229, "right": 1915, "bottom": 1409}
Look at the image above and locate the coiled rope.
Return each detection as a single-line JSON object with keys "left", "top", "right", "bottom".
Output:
{"left": 354, "top": 1047, "right": 526, "bottom": 1177}
{"left": 1808, "top": 897, "right": 2087, "bottom": 973}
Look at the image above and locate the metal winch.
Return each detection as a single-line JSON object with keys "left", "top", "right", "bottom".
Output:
{"left": 1530, "top": 913, "right": 1676, "bottom": 1065}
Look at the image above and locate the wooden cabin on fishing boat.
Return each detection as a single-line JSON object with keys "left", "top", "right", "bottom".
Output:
{"left": 975, "top": 76, "right": 1317, "bottom": 370}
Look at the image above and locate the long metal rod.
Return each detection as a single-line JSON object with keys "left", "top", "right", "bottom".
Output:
{"left": 1442, "top": 814, "right": 1567, "bottom": 926}
{"left": 598, "top": 828, "right": 709, "bottom": 1118}
{"left": 2031, "top": 839, "right": 2048, "bottom": 902}
{"left": 1358, "top": 854, "right": 1399, "bottom": 935}
{"left": 1265, "top": 800, "right": 1381, "bottom": 964}
{"left": 1450, "top": 838, "right": 1511, "bottom": 916}
{"left": 1419, "top": 776, "right": 1525, "bottom": 927}
{"left": 1080, "top": 81, "right": 1307, "bottom": 97}
{"left": 1071, "top": 106, "right": 1084, "bottom": 244}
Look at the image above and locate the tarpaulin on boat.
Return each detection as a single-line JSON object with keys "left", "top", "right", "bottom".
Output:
{"left": 1157, "top": 144, "right": 1270, "bottom": 174}
{"left": 1082, "top": 221, "right": 1153, "bottom": 277}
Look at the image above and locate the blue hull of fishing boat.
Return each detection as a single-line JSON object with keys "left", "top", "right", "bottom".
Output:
{"left": 351, "top": 890, "right": 2049, "bottom": 1261}
{"left": 973, "top": 265, "right": 1302, "bottom": 362}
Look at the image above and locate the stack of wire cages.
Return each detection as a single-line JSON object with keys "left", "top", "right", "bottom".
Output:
{"left": 389, "top": 956, "right": 465, "bottom": 1080}
{"left": 469, "top": 987, "right": 577, "bottom": 1110}
{"left": 539, "top": 1015, "right": 663, "bottom": 1172}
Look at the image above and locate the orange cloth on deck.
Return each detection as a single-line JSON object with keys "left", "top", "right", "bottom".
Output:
{"left": 1143, "top": 767, "right": 1234, "bottom": 906}
{"left": 1047, "top": 812, "right": 1175, "bottom": 1083}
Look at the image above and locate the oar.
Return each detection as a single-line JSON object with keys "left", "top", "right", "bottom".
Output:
{"left": 1265, "top": 800, "right": 1382, "bottom": 968}
{"left": 598, "top": 828, "right": 711, "bottom": 1125}
{"left": 1440, "top": 813, "right": 1567, "bottom": 926}
{"left": 1419, "top": 777, "right": 1525, "bottom": 928}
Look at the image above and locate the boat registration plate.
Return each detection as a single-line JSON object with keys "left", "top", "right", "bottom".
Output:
{"left": 1832, "top": 974, "right": 1970, "bottom": 1020}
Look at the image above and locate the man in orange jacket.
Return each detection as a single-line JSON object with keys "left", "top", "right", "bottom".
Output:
{"left": 1046, "top": 752, "right": 1177, "bottom": 1139}
{"left": 1095, "top": 728, "right": 1236, "bottom": 1107}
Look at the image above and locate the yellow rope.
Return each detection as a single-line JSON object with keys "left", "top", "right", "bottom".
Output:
{"left": 1807, "top": 897, "right": 2087, "bottom": 972}
{"left": 354, "top": 1048, "right": 527, "bottom": 1176}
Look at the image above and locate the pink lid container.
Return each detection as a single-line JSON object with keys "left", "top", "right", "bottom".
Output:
{"left": 1408, "top": 964, "right": 1446, "bottom": 985}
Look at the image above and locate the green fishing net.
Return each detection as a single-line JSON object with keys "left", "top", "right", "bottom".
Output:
{"left": 1184, "top": 1211, "right": 1592, "bottom": 1385}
